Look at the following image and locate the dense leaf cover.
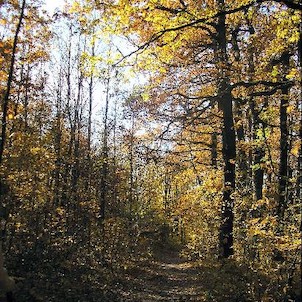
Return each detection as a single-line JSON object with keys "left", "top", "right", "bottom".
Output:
{"left": 0, "top": 0, "right": 301, "bottom": 301}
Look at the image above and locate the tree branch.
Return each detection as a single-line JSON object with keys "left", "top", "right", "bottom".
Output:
{"left": 113, "top": 0, "right": 301, "bottom": 66}
{"left": 275, "top": 0, "right": 302, "bottom": 10}
{"left": 231, "top": 80, "right": 294, "bottom": 89}
{"left": 113, "top": 1, "right": 262, "bottom": 66}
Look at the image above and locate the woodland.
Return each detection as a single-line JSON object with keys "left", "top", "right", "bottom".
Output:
{"left": 0, "top": 0, "right": 301, "bottom": 301}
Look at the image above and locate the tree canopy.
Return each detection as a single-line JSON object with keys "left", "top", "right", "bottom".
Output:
{"left": 0, "top": 0, "right": 301, "bottom": 301}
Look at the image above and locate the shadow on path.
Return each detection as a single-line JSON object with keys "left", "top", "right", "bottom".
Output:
{"left": 119, "top": 249, "right": 204, "bottom": 301}
{"left": 116, "top": 244, "right": 301, "bottom": 302}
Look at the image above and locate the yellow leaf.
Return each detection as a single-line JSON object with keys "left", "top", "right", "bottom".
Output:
{"left": 30, "top": 147, "right": 41, "bottom": 155}
{"left": 291, "top": 142, "right": 300, "bottom": 157}
{"left": 0, "top": 18, "right": 7, "bottom": 26}
{"left": 285, "top": 68, "right": 298, "bottom": 80}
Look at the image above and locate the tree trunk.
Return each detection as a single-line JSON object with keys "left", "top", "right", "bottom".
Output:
{"left": 249, "top": 98, "right": 265, "bottom": 201}
{"left": 0, "top": 0, "right": 26, "bottom": 164}
{"left": 216, "top": 0, "right": 236, "bottom": 258}
{"left": 61, "top": 24, "right": 73, "bottom": 207}
{"left": 0, "top": 0, "right": 26, "bottom": 298}
{"left": 277, "top": 53, "right": 290, "bottom": 219}
{"left": 87, "top": 40, "right": 95, "bottom": 190}
{"left": 297, "top": 100, "right": 302, "bottom": 201}
{"left": 211, "top": 132, "right": 218, "bottom": 168}
{"left": 246, "top": 19, "right": 265, "bottom": 202}
{"left": 128, "top": 114, "right": 135, "bottom": 212}
{"left": 234, "top": 100, "right": 249, "bottom": 191}
{"left": 99, "top": 72, "right": 110, "bottom": 220}
{"left": 53, "top": 70, "right": 63, "bottom": 206}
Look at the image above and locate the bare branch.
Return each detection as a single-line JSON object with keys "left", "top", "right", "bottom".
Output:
{"left": 231, "top": 80, "right": 294, "bottom": 89}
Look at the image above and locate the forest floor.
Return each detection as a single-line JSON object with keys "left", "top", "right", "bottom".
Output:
{"left": 118, "top": 248, "right": 203, "bottom": 301}
{"left": 115, "top": 245, "right": 250, "bottom": 302}
{"left": 9, "top": 242, "right": 294, "bottom": 302}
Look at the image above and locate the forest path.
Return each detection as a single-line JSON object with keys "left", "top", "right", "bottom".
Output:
{"left": 119, "top": 248, "right": 205, "bottom": 301}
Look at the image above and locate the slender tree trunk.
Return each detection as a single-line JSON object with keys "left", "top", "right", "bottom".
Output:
{"left": 277, "top": 53, "right": 290, "bottom": 219}
{"left": 234, "top": 100, "right": 249, "bottom": 190}
{"left": 188, "top": 134, "right": 201, "bottom": 185}
{"left": 0, "top": 0, "right": 26, "bottom": 298}
{"left": 216, "top": 0, "right": 236, "bottom": 258}
{"left": 164, "top": 172, "right": 171, "bottom": 213}
{"left": 249, "top": 98, "right": 265, "bottom": 201}
{"left": 87, "top": 40, "right": 95, "bottom": 185}
{"left": 53, "top": 69, "right": 63, "bottom": 206}
{"left": 99, "top": 72, "right": 110, "bottom": 220}
{"left": 23, "top": 64, "right": 30, "bottom": 131}
{"left": 61, "top": 24, "right": 73, "bottom": 207}
{"left": 298, "top": 22, "right": 302, "bottom": 234}
{"left": 297, "top": 99, "right": 302, "bottom": 200}
{"left": 71, "top": 43, "right": 83, "bottom": 206}
{"left": 70, "top": 36, "right": 85, "bottom": 237}
{"left": 7, "top": 54, "right": 25, "bottom": 154}
{"left": 254, "top": 145, "right": 265, "bottom": 200}
{"left": 112, "top": 97, "right": 118, "bottom": 214}
{"left": 211, "top": 132, "right": 218, "bottom": 168}
{"left": 85, "top": 40, "right": 95, "bottom": 245}
{"left": 0, "top": 0, "right": 26, "bottom": 164}
{"left": 128, "top": 114, "right": 135, "bottom": 212}
{"left": 246, "top": 19, "right": 265, "bottom": 202}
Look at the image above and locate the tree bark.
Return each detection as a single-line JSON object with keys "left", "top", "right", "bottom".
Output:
{"left": 277, "top": 53, "right": 290, "bottom": 219}
{"left": 216, "top": 0, "right": 236, "bottom": 258}
{"left": 99, "top": 72, "right": 110, "bottom": 220}
{"left": 0, "top": 0, "right": 26, "bottom": 164}
{"left": 246, "top": 19, "right": 265, "bottom": 202}
{"left": 53, "top": 69, "right": 63, "bottom": 206}
{"left": 211, "top": 132, "right": 218, "bottom": 168}
{"left": 61, "top": 24, "right": 73, "bottom": 207}
{"left": 249, "top": 98, "right": 265, "bottom": 201}
{"left": 128, "top": 113, "right": 135, "bottom": 212}
{"left": 297, "top": 100, "right": 302, "bottom": 201}
{"left": 0, "top": 0, "right": 26, "bottom": 298}
{"left": 234, "top": 99, "right": 249, "bottom": 190}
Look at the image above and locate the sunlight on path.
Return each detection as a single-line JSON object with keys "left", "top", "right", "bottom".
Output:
{"left": 119, "top": 251, "right": 206, "bottom": 301}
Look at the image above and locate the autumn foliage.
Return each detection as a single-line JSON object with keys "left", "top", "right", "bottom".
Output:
{"left": 0, "top": 0, "right": 301, "bottom": 301}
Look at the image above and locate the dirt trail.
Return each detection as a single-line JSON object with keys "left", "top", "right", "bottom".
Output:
{"left": 119, "top": 249, "right": 205, "bottom": 301}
